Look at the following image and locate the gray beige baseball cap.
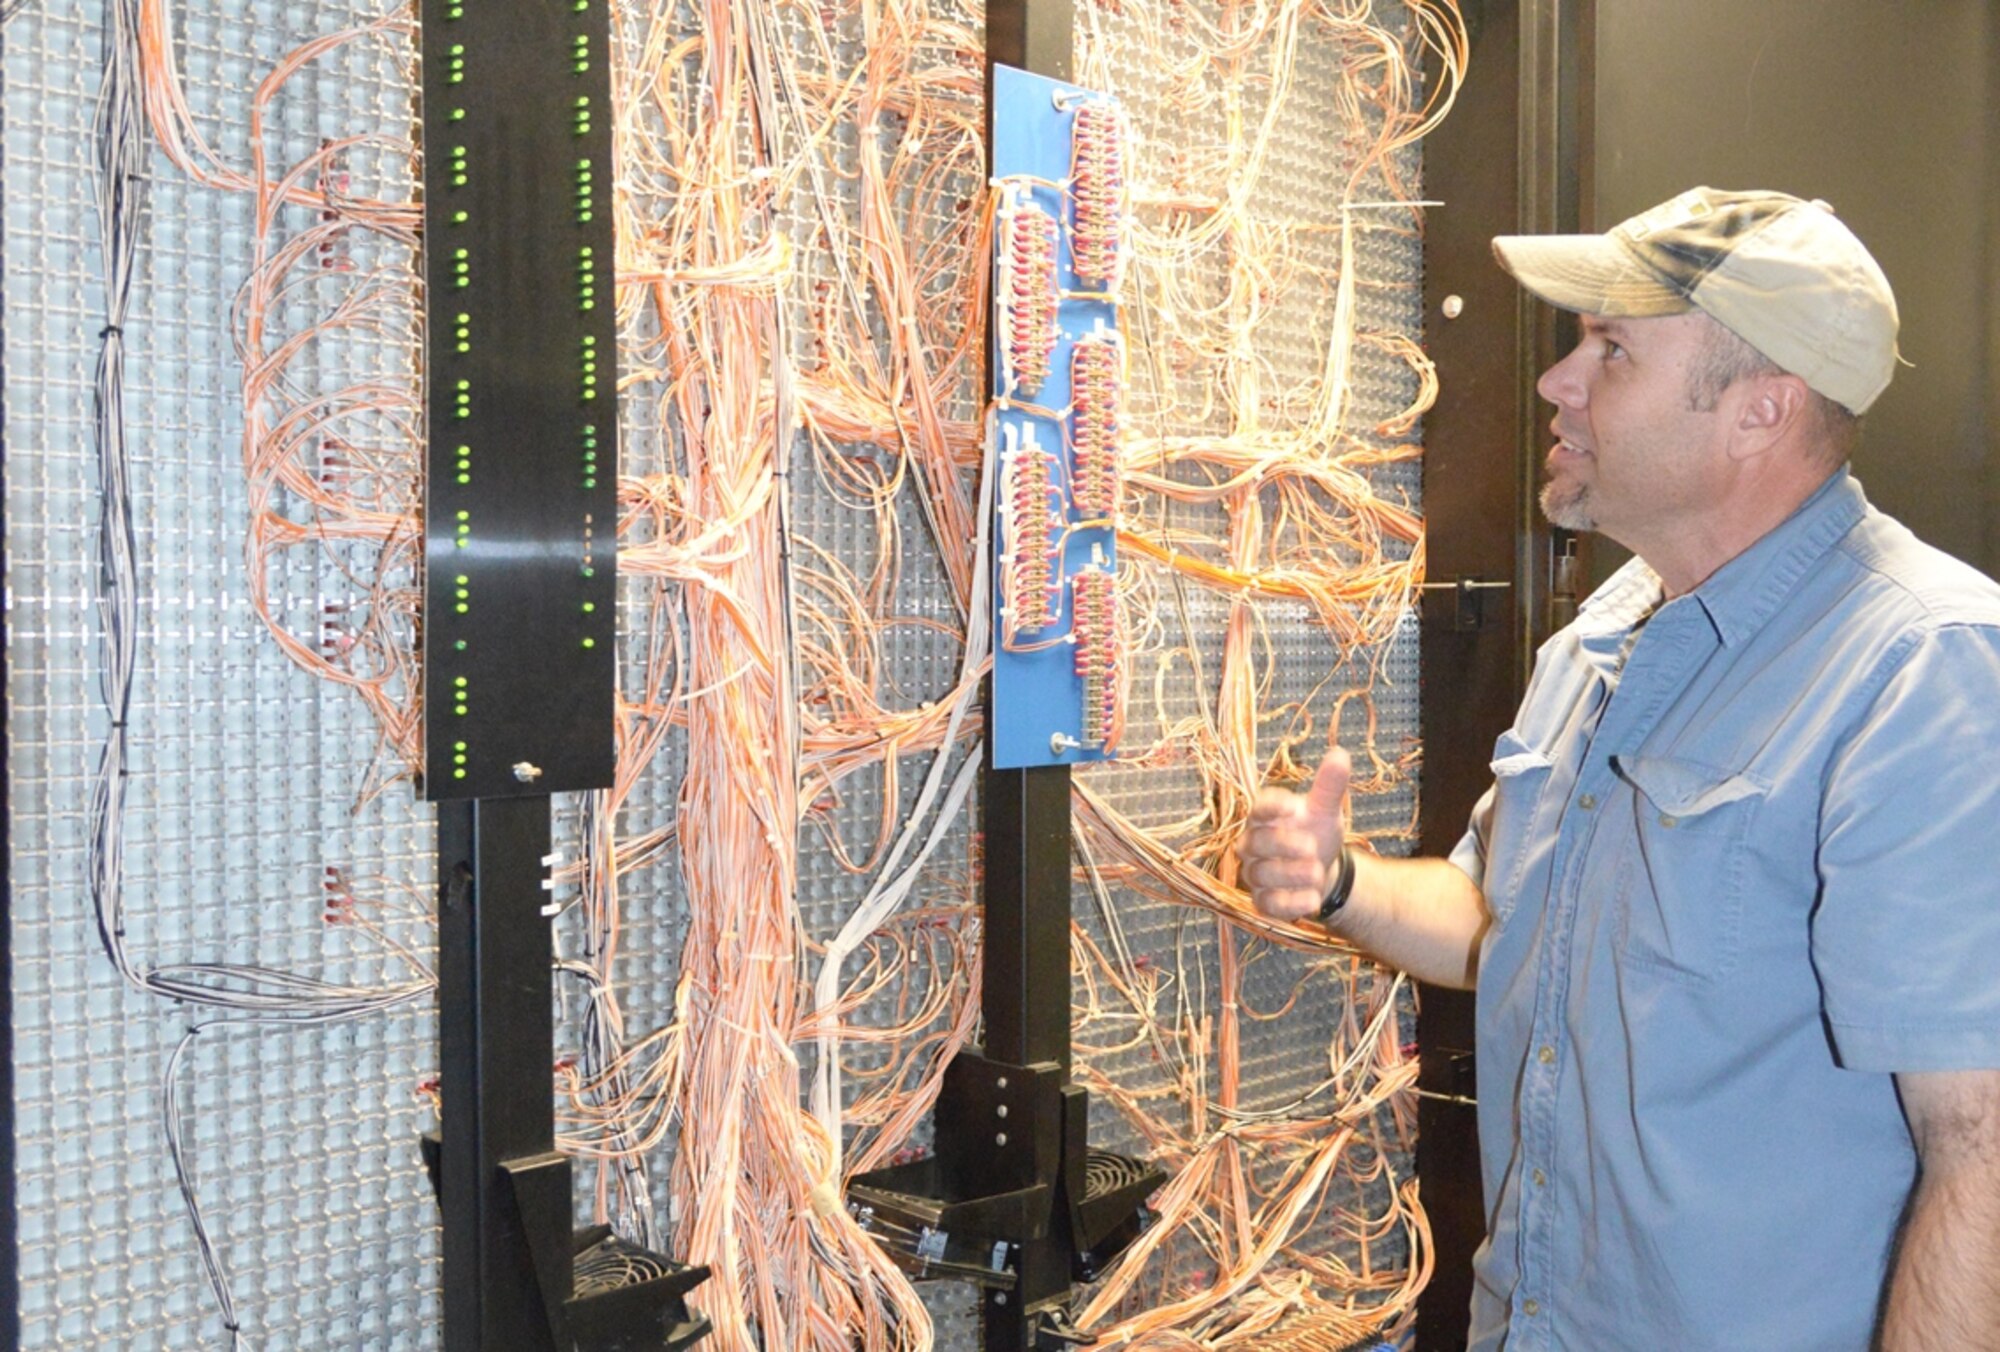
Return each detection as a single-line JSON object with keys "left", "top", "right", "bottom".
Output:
{"left": 1493, "top": 187, "right": 1900, "bottom": 414}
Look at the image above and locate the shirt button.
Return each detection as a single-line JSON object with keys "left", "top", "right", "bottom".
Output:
{"left": 1577, "top": 793, "right": 1597, "bottom": 810}
{"left": 1533, "top": 1168, "right": 1547, "bottom": 1187}
{"left": 1659, "top": 813, "right": 1678, "bottom": 828}
{"left": 1523, "top": 1299, "right": 1542, "bottom": 1316}
{"left": 1538, "top": 1045, "right": 1556, "bottom": 1065}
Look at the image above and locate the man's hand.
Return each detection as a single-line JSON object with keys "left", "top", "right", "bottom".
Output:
{"left": 1238, "top": 748, "right": 1350, "bottom": 921}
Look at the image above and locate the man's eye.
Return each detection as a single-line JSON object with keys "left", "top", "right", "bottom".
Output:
{"left": 1603, "top": 340, "right": 1625, "bottom": 359}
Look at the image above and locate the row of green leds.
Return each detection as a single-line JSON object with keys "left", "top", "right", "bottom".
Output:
{"left": 443, "top": 1, "right": 595, "bottom": 23}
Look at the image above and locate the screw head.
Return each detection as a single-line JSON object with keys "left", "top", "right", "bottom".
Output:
{"left": 512, "top": 761, "right": 544, "bottom": 782}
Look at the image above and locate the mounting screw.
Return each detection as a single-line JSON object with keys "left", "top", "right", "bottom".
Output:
{"left": 995, "top": 1132, "right": 1008, "bottom": 1147}
{"left": 994, "top": 1293, "right": 1008, "bottom": 1306}
{"left": 1442, "top": 293, "right": 1465, "bottom": 319}
{"left": 996, "top": 1104, "right": 1008, "bottom": 1118}
{"left": 1050, "top": 732, "right": 1082, "bottom": 754}
{"left": 512, "top": 762, "right": 544, "bottom": 783}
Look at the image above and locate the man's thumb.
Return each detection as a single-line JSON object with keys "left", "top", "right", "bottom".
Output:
{"left": 1303, "top": 747, "right": 1351, "bottom": 823}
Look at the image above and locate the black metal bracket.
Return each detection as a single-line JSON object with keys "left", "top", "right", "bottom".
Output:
{"left": 1421, "top": 576, "right": 1512, "bottom": 631}
{"left": 432, "top": 797, "right": 711, "bottom": 1352}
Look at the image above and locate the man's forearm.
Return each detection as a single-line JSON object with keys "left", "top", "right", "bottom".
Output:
{"left": 1324, "top": 853, "right": 1490, "bottom": 990}
{"left": 1877, "top": 1161, "right": 2000, "bottom": 1350}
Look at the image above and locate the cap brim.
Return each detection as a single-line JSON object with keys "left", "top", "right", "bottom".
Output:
{"left": 1491, "top": 233, "right": 1692, "bottom": 317}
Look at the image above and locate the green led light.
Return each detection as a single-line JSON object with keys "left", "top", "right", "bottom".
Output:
{"left": 453, "top": 768, "right": 468, "bottom": 779}
{"left": 450, "top": 44, "right": 465, "bottom": 55}
{"left": 457, "top": 510, "right": 470, "bottom": 520}
{"left": 450, "top": 107, "right": 465, "bottom": 121}
{"left": 454, "top": 574, "right": 468, "bottom": 584}
{"left": 454, "top": 752, "right": 467, "bottom": 765}
{"left": 583, "top": 424, "right": 596, "bottom": 434}
{"left": 454, "top": 640, "right": 467, "bottom": 652}
{"left": 452, "top": 210, "right": 468, "bottom": 224}
{"left": 454, "top": 675, "right": 468, "bottom": 686}
{"left": 581, "top": 566, "right": 595, "bottom": 577}
{"left": 448, "top": 72, "right": 463, "bottom": 84}
{"left": 584, "top": 477, "right": 598, "bottom": 489}
{"left": 579, "top": 158, "right": 592, "bottom": 170}
{"left": 584, "top": 450, "right": 597, "bottom": 461}
{"left": 455, "top": 603, "right": 469, "bottom": 614}
{"left": 454, "top": 741, "right": 467, "bottom": 751}
{"left": 455, "top": 538, "right": 468, "bottom": 548}
{"left": 582, "top": 601, "right": 596, "bottom": 613}
{"left": 456, "top": 474, "right": 470, "bottom": 484}
{"left": 581, "top": 637, "right": 596, "bottom": 649}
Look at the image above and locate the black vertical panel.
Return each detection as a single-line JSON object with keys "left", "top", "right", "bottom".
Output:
{"left": 418, "top": 0, "right": 620, "bottom": 800}
{"left": 1418, "top": 1, "right": 1589, "bottom": 1346}
{"left": 437, "top": 796, "right": 562, "bottom": 1352}
{"left": 980, "top": 753, "right": 1074, "bottom": 1074}
{"left": 982, "top": 5, "right": 1075, "bottom": 1346}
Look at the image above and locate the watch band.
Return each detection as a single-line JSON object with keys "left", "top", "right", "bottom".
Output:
{"left": 1316, "top": 843, "right": 1357, "bottom": 922}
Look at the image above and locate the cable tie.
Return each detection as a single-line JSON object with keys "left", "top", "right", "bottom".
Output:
{"left": 100, "top": 325, "right": 124, "bottom": 339}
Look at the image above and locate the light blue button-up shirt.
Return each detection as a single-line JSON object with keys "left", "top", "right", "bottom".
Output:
{"left": 1451, "top": 470, "right": 2000, "bottom": 1350}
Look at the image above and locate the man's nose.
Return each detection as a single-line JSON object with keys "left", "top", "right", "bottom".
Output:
{"left": 1537, "top": 346, "right": 1588, "bottom": 409}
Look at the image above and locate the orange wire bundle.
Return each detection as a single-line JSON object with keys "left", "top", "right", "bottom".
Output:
{"left": 130, "top": 0, "right": 1471, "bottom": 1347}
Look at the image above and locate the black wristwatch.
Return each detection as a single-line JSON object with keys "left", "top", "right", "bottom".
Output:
{"left": 1316, "top": 844, "right": 1357, "bottom": 922}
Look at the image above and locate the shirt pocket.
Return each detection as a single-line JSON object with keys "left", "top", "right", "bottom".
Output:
{"left": 1611, "top": 754, "right": 1770, "bottom": 983}
{"left": 1484, "top": 730, "right": 1557, "bottom": 926}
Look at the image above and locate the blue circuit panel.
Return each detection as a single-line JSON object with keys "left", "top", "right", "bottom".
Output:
{"left": 991, "top": 64, "right": 1123, "bottom": 770}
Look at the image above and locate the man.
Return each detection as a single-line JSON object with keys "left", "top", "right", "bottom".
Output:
{"left": 1238, "top": 188, "right": 2000, "bottom": 1349}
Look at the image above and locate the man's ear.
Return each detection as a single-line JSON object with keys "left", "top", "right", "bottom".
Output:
{"left": 1728, "top": 373, "right": 1810, "bottom": 461}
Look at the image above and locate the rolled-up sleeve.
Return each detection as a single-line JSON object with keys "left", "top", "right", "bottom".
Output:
{"left": 1813, "top": 623, "right": 2000, "bottom": 1072}
{"left": 1448, "top": 783, "right": 1496, "bottom": 889}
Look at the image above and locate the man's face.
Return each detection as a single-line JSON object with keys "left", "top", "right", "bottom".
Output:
{"left": 1534, "top": 312, "right": 1732, "bottom": 545}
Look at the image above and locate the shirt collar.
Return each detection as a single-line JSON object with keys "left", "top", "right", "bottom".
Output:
{"left": 1686, "top": 468, "right": 1866, "bottom": 646}
{"left": 1574, "top": 468, "right": 1866, "bottom": 649}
